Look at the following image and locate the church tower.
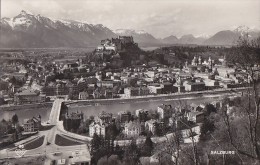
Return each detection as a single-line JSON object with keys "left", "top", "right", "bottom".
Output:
{"left": 208, "top": 57, "right": 213, "bottom": 69}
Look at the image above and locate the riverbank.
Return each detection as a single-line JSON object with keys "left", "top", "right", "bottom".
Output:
{"left": 67, "top": 87, "right": 247, "bottom": 107}
{"left": 0, "top": 102, "right": 52, "bottom": 111}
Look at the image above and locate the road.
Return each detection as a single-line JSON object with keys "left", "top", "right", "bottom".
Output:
{"left": 0, "top": 99, "right": 91, "bottom": 164}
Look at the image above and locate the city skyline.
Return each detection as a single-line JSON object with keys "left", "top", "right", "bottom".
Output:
{"left": 2, "top": 0, "right": 260, "bottom": 38}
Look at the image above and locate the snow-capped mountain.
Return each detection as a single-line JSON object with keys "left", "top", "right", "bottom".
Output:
{"left": 0, "top": 10, "right": 116, "bottom": 48}
{"left": 233, "top": 25, "right": 260, "bottom": 34}
{"left": 113, "top": 29, "right": 149, "bottom": 35}
{"left": 2, "top": 10, "right": 38, "bottom": 30}
{"left": 195, "top": 34, "right": 211, "bottom": 39}
{"left": 203, "top": 26, "right": 260, "bottom": 45}
{"left": 0, "top": 11, "right": 259, "bottom": 48}
{"left": 0, "top": 11, "right": 160, "bottom": 48}
{"left": 113, "top": 29, "right": 133, "bottom": 34}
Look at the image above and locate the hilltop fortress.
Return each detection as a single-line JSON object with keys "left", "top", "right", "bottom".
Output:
{"left": 94, "top": 36, "right": 141, "bottom": 65}
{"left": 96, "top": 36, "right": 136, "bottom": 52}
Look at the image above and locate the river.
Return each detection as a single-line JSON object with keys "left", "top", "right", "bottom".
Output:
{"left": 0, "top": 94, "right": 229, "bottom": 124}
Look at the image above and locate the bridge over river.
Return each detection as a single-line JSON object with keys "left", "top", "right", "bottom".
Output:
{"left": 0, "top": 99, "right": 91, "bottom": 165}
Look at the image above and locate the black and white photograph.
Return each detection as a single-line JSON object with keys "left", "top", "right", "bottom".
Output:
{"left": 0, "top": 0, "right": 259, "bottom": 164}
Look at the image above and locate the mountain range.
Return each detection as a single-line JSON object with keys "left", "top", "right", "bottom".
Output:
{"left": 0, "top": 10, "right": 259, "bottom": 48}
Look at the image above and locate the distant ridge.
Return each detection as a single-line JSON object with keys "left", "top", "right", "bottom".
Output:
{"left": 0, "top": 11, "right": 259, "bottom": 48}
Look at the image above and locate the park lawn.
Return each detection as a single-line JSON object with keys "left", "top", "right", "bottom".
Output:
{"left": 55, "top": 134, "right": 82, "bottom": 146}
{"left": 24, "top": 136, "right": 45, "bottom": 150}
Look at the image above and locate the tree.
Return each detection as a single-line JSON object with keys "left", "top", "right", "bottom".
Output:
{"left": 0, "top": 96, "right": 5, "bottom": 105}
{"left": 154, "top": 123, "right": 163, "bottom": 137}
{"left": 97, "top": 155, "right": 121, "bottom": 165}
{"left": 12, "top": 130, "right": 18, "bottom": 142}
{"left": 9, "top": 76, "right": 16, "bottom": 85}
{"left": 106, "top": 122, "right": 119, "bottom": 140}
{"left": 123, "top": 139, "right": 140, "bottom": 165}
{"left": 153, "top": 132, "right": 182, "bottom": 165}
{"left": 12, "top": 114, "right": 19, "bottom": 127}
{"left": 91, "top": 133, "right": 116, "bottom": 164}
{"left": 204, "top": 104, "right": 217, "bottom": 115}
{"left": 0, "top": 119, "right": 9, "bottom": 136}
{"left": 152, "top": 100, "right": 200, "bottom": 165}
{"left": 45, "top": 97, "right": 51, "bottom": 102}
{"left": 222, "top": 36, "right": 260, "bottom": 163}
{"left": 91, "top": 133, "right": 103, "bottom": 164}
{"left": 141, "top": 136, "right": 154, "bottom": 156}
{"left": 114, "top": 144, "right": 124, "bottom": 160}
{"left": 200, "top": 118, "right": 215, "bottom": 140}
{"left": 68, "top": 89, "right": 75, "bottom": 100}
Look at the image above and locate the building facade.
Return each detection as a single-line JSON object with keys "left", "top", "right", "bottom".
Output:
{"left": 23, "top": 117, "right": 41, "bottom": 132}
{"left": 14, "top": 90, "right": 46, "bottom": 104}
{"left": 89, "top": 122, "right": 107, "bottom": 137}
{"left": 124, "top": 121, "right": 143, "bottom": 137}
{"left": 157, "top": 104, "right": 173, "bottom": 119}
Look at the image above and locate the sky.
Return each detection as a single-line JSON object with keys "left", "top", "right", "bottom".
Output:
{"left": 1, "top": 0, "right": 260, "bottom": 38}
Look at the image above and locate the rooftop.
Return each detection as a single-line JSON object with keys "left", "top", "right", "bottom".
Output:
{"left": 188, "top": 111, "right": 204, "bottom": 116}
{"left": 15, "top": 89, "right": 37, "bottom": 96}
{"left": 125, "top": 121, "right": 141, "bottom": 129}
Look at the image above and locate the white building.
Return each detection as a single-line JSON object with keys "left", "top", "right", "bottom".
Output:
{"left": 124, "top": 121, "right": 143, "bottom": 137}
{"left": 147, "top": 84, "right": 162, "bottom": 94}
{"left": 145, "top": 71, "right": 157, "bottom": 78}
{"left": 181, "top": 125, "right": 201, "bottom": 138}
{"left": 89, "top": 122, "right": 107, "bottom": 137}
{"left": 204, "top": 79, "right": 220, "bottom": 88}
{"left": 157, "top": 104, "right": 173, "bottom": 119}
{"left": 145, "top": 119, "right": 157, "bottom": 134}
{"left": 135, "top": 109, "right": 148, "bottom": 117}
{"left": 187, "top": 111, "right": 205, "bottom": 123}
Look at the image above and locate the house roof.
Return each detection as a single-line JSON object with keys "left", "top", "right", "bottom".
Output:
{"left": 190, "top": 103, "right": 198, "bottom": 108}
{"left": 136, "top": 109, "right": 148, "bottom": 113}
{"left": 145, "top": 119, "right": 157, "bottom": 125}
{"left": 25, "top": 117, "right": 40, "bottom": 124}
{"left": 158, "top": 104, "right": 172, "bottom": 110}
{"left": 15, "top": 89, "right": 37, "bottom": 96}
{"left": 188, "top": 111, "right": 204, "bottom": 117}
{"left": 186, "top": 81, "right": 205, "bottom": 85}
{"left": 118, "top": 111, "right": 131, "bottom": 115}
{"left": 125, "top": 121, "right": 141, "bottom": 129}
{"left": 65, "top": 112, "right": 83, "bottom": 119}
{"left": 79, "top": 91, "right": 89, "bottom": 97}
{"left": 162, "top": 82, "right": 173, "bottom": 86}
{"left": 99, "top": 111, "right": 113, "bottom": 118}
{"left": 90, "top": 122, "right": 108, "bottom": 127}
